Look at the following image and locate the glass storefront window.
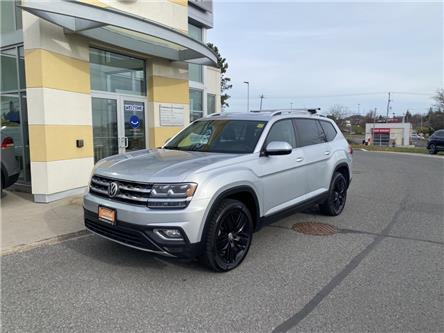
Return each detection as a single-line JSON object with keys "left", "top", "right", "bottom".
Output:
{"left": 0, "top": 94, "right": 29, "bottom": 182}
{"left": 1, "top": 48, "right": 18, "bottom": 92}
{"left": 0, "top": 45, "right": 30, "bottom": 185}
{"left": 189, "top": 63, "right": 203, "bottom": 83}
{"left": 90, "top": 48, "right": 146, "bottom": 96}
{"left": 188, "top": 23, "right": 203, "bottom": 83}
{"left": 207, "top": 93, "right": 216, "bottom": 115}
{"left": 0, "top": 0, "right": 22, "bottom": 34}
{"left": 15, "top": 0, "right": 22, "bottom": 30}
{"left": 190, "top": 88, "right": 203, "bottom": 121}
{"left": 188, "top": 23, "right": 203, "bottom": 42}
{"left": 18, "top": 46, "right": 25, "bottom": 89}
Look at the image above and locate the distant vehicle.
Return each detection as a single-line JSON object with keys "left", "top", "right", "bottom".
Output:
{"left": 1, "top": 131, "right": 20, "bottom": 190}
{"left": 410, "top": 133, "right": 422, "bottom": 141}
{"left": 427, "top": 130, "right": 444, "bottom": 154}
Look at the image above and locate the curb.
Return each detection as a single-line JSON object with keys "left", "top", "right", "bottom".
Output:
{"left": 1, "top": 229, "right": 90, "bottom": 256}
{"left": 358, "top": 150, "right": 444, "bottom": 159}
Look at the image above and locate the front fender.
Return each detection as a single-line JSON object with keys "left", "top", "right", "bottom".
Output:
{"left": 193, "top": 168, "right": 262, "bottom": 242}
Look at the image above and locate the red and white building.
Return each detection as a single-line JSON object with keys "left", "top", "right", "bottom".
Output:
{"left": 365, "top": 120, "right": 412, "bottom": 146}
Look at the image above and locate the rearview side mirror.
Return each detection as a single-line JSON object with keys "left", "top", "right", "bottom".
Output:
{"left": 264, "top": 141, "right": 292, "bottom": 156}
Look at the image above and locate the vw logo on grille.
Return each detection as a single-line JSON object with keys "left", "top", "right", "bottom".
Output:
{"left": 108, "top": 182, "right": 119, "bottom": 198}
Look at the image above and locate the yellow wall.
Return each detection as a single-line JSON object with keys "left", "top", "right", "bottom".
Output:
{"left": 149, "top": 126, "right": 183, "bottom": 148}
{"left": 149, "top": 76, "right": 189, "bottom": 104}
{"left": 147, "top": 62, "right": 190, "bottom": 148}
{"left": 24, "top": 49, "right": 90, "bottom": 94}
{"left": 29, "top": 125, "right": 93, "bottom": 162}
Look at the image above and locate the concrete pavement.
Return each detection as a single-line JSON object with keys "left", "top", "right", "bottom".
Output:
{"left": 1, "top": 151, "right": 443, "bottom": 332}
{"left": 1, "top": 190, "right": 86, "bottom": 254}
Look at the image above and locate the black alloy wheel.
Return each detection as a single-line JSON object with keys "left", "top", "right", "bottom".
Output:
{"left": 201, "top": 199, "right": 253, "bottom": 272}
{"left": 428, "top": 144, "right": 437, "bottom": 155}
{"left": 320, "top": 172, "right": 348, "bottom": 216}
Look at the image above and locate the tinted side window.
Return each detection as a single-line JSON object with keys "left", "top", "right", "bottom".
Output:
{"left": 294, "top": 119, "right": 325, "bottom": 147}
{"left": 265, "top": 119, "right": 297, "bottom": 148}
{"left": 319, "top": 121, "right": 337, "bottom": 142}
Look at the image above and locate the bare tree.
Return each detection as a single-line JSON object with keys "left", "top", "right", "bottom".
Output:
{"left": 328, "top": 104, "right": 349, "bottom": 131}
{"left": 433, "top": 89, "right": 444, "bottom": 109}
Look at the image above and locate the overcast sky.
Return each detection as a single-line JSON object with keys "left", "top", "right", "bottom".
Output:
{"left": 208, "top": 1, "right": 443, "bottom": 116}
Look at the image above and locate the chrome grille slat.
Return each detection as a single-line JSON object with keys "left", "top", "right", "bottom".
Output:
{"left": 116, "top": 193, "right": 149, "bottom": 203}
{"left": 89, "top": 175, "right": 152, "bottom": 205}
{"left": 118, "top": 184, "right": 151, "bottom": 194}
{"left": 90, "top": 184, "right": 108, "bottom": 195}
{"left": 91, "top": 178, "right": 110, "bottom": 187}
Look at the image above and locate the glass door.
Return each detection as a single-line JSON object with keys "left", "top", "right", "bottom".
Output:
{"left": 92, "top": 94, "right": 146, "bottom": 162}
{"left": 92, "top": 97, "right": 119, "bottom": 163}
{"left": 122, "top": 99, "right": 146, "bottom": 152}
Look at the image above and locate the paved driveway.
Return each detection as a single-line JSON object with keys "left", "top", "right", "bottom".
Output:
{"left": 2, "top": 151, "right": 443, "bottom": 332}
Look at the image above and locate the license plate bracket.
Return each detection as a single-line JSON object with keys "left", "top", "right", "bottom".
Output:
{"left": 98, "top": 206, "right": 116, "bottom": 225}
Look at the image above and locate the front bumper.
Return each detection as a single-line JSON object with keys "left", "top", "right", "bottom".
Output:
{"left": 84, "top": 209, "right": 203, "bottom": 258}
{"left": 83, "top": 192, "right": 209, "bottom": 257}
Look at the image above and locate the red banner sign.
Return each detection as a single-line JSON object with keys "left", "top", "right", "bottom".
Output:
{"left": 371, "top": 128, "right": 390, "bottom": 134}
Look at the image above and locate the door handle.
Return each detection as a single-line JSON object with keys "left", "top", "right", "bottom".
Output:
{"left": 124, "top": 137, "right": 129, "bottom": 148}
{"left": 324, "top": 151, "right": 331, "bottom": 155}
{"left": 296, "top": 157, "right": 304, "bottom": 162}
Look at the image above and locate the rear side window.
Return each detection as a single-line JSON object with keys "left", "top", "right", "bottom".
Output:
{"left": 293, "top": 119, "right": 326, "bottom": 147}
{"left": 319, "top": 121, "right": 337, "bottom": 142}
{"left": 265, "top": 119, "right": 297, "bottom": 148}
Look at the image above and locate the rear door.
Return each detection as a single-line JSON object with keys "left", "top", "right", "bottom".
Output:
{"left": 257, "top": 119, "right": 308, "bottom": 216}
{"left": 293, "top": 118, "right": 331, "bottom": 196}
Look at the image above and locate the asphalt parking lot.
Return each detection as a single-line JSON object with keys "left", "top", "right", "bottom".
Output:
{"left": 2, "top": 151, "right": 443, "bottom": 333}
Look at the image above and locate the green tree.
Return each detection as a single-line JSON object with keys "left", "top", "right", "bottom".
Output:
{"left": 207, "top": 43, "right": 232, "bottom": 108}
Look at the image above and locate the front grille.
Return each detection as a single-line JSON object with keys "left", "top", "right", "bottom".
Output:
{"left": 89, "top": 175, "right": 152, "bottom": 205}
{"left": 85, "top": 218, "right": 159, "bottom": 251}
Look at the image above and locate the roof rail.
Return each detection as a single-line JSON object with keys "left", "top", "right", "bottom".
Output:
{"left": 250, "top": 108, "right": 321, "bottom": 117}
{"left": 209, "top": 112, "right": 222, "bottom": 117}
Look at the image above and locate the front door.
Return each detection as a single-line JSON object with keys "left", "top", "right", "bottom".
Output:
{"left": 92, "top": 93, "right": 146, "bottom": 162}
{"left": 257, "top": 119, "right": 308, "bottom": 216}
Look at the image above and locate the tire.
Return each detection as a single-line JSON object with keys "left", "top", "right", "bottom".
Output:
{"left": 428, "top": 144, "right": 437, "bottom": 155}
{"left": 201, "top": 199, "right": 253, "bottom": 272}
{"left": 320, "top": 172, "right": 348, "bottom": 216}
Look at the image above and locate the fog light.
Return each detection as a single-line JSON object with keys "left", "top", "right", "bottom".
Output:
{"left": 154, "top": 228, "right": 184, "bottom": 240}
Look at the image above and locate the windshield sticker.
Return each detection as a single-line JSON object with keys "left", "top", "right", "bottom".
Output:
{"left": 257, "top": 123, "right": 265, "bottom": 129}
{"left": 189, "top": 133, "right": 205, "bottom": 144}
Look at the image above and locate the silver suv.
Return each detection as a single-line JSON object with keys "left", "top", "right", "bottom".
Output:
{"left": 84, "top": 110, "right": 352, "bottom": 271}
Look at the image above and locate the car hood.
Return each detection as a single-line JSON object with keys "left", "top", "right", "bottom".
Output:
{"left": 94, "top": 149, "right": 242, "bottom": 182}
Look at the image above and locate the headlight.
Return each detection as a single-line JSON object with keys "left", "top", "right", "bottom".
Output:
{"left": 147, "top": 183, "right": 197, "bottom": 209}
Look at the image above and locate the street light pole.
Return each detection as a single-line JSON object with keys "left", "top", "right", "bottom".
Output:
{"left": 243, "top": 81, "right": 250, "bottom": 112}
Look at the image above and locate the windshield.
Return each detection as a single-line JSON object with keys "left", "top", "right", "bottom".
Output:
{"left": 164, "top": 119, "right": 267, "bottom": 154}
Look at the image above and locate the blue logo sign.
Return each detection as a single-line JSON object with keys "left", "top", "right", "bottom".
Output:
{"left": 129, "top": 115, "right": 140, "bottom": 129}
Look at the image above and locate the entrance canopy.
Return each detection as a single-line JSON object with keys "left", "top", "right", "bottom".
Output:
{"left": 19, "top": 0, "right": 218, "bottom": 67}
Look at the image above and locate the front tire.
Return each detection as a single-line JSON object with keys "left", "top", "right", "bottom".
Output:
{"left": 428, "top": 144, "right": 437, "bottom": 154}
{"left": 201, "top": 199, "right": 253, "bottom": 272}
{"left": 320, "top": 172, "right": 348, "bottom": 216}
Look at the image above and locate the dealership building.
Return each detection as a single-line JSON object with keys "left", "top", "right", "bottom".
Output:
{"left": 365, "top": 121, "right": 412, "bottom": 146}
{"left": 1, "top": 0, "right": 221, "bottom": 202}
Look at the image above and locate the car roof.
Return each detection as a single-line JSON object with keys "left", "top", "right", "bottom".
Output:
{"left": 201, "top": 109, "right": 329, "bottom": 122}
